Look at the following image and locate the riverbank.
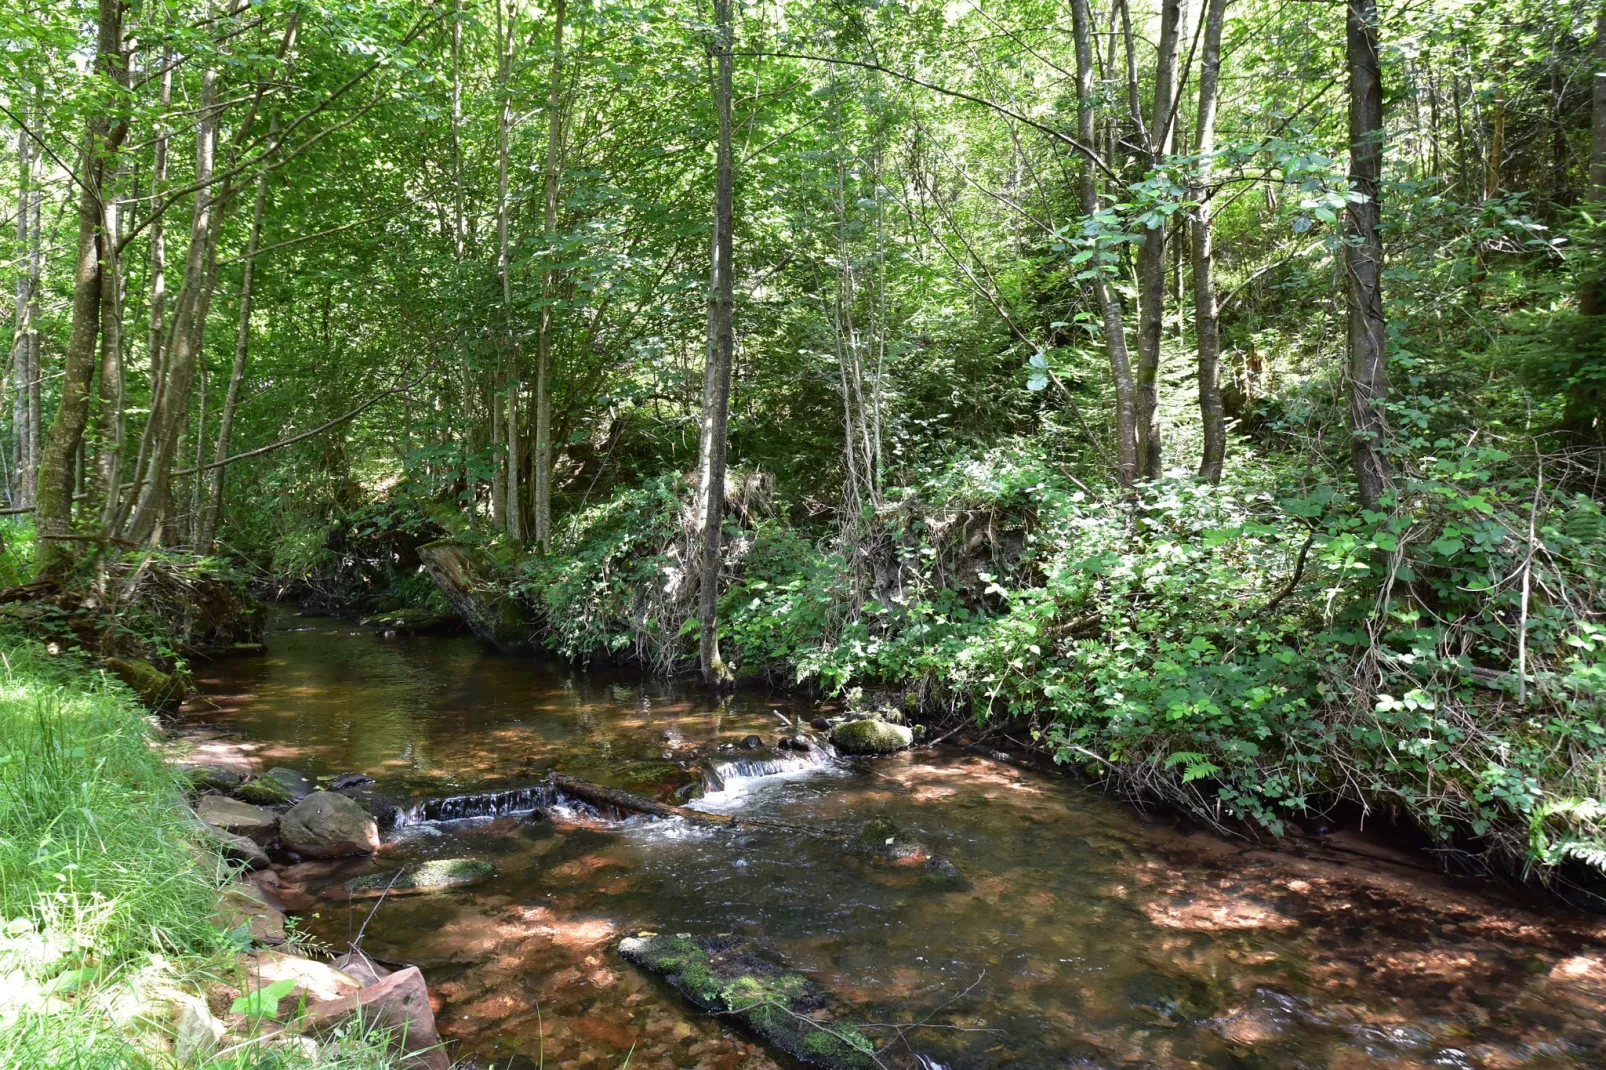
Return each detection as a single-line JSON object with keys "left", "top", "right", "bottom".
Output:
{"left": 0, "top": 628, "right": 417, "bottom": 1069}
{"left": 294, "top": 453, "right": 1606, "bottom": 895}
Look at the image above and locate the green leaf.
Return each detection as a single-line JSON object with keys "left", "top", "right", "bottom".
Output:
{"left": 231, "top": 977, "right": 298, "bottom": 1020}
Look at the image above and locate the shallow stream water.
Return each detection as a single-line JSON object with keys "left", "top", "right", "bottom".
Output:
{"left": 186, "top": 611, "right": 1606, "bottom": 1070}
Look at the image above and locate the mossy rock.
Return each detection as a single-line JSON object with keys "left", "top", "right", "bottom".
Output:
{"left": 105, "top": 657, "right": 187, "bottom": 711}
{"left": 618, "top": 934, "right": 877, "bottom": 1070}
{"left": 830, "top": 718, "right": 912, "bottom": 755}
{"left": 235, "top": 778, "right": 295, "bottom": 806}
{"left": 185, "top": 765, "right": 243, "bottom": 793}
{"left": 849, "top": 817, "right": 928, "bottom": 862}
{"left": 346, "top": 858, "right": 494, "bottom": 897}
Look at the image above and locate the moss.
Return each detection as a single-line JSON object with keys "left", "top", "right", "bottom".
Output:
{"left": 103, "top": 656, "right": 187, "bottom": 711}
{"left": 234, "top": 778, "right": 294, "bottom": 805}
{"left": 829, "top": 718, "right": 912, "bottom": 755}
{"left": 618, "top": 933, "right": 877, "bottom": 1069}
{"left": 347, "top": 857, "right": 494, "bottom": 896}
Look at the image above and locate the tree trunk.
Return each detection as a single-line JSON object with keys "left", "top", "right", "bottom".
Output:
{"left": 496, "top": 0, "right": 523, "bottom": 543}
{"left": 200, "top": 124, "right": 274, "bottom": 553}
{"left": 93, "top": 161, "right": 127, "bottom": 518}
{"left": 1345, "top": 0, "right": 1390, "bottom": 510}
{"left": 127, "top": 63, "right": 220, "bottom": 547}
{"left": 34, "top": 0, "right": 125, "bottom": 578}
{"left": 1071, "top": 0, "right": 1138, "bottom": 486}
{"left": 10, "top": 103, "right": 36, "bottom": 507}
{"left": 1581, "top": 8, "right": 1606, "bottom": 317}
{"left": 698, "top": 0, "right": 736, "bottom": 686}
{"left": 1134, "top": 0, "right": 1185, "bottom": 480}
{"left": 534, "top": 0, "right": 568, "bottom": 555}
{"left": 1193, "top": 0, "right": 1230, "bottom": 482}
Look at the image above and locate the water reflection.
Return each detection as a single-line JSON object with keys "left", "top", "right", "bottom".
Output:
{"left": 188, "top": 611, "right": 1606, "bottom": 1069}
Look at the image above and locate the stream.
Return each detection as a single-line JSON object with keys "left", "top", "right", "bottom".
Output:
{"left": 185, "top": 610, "right": 1606, "bottom": 1070}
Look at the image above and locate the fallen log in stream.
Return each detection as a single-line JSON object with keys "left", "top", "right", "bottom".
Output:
{"left": 550, "top": 773, "right": 833, "bottom": 837}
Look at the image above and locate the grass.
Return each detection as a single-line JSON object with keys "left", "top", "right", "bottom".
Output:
{"left": 0, "top": 628, "right": 408, "bottom": 1069}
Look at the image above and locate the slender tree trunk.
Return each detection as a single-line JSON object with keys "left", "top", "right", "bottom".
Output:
{"left": 200, "top": 122, "right": 274, "bottom": 552}
{"left": 1072, "top": 0, "right": 1138, "bottom": 486}
{"left": 10, "top": 106, "right": 35, "bottom": 507}
{"left": 496, "top": 0, "right": 523, "bottom": 543}
{"left": 534, "top": 0, "right": 568, "bottom": 555}
{"left": 1345, "top": 0, "right": 1389, "bottom": 510}
{"left": 698, "top": 0, "right": 736, "bottom": 685}
{"left": 93, "top": 161, "right": 127, "bottom": 517}
{"left": 127, "top": 64, "right": 220, "bottom": 547}
{"left": 1581, "top": 8, "right": 1606, "bottom": 317}
{"left": 1133, "top": 0, "right": 1185, "bottom": 481}
{"left": 34, "top": 0, "right": 125, "bottom": 577}
{"left": 1193, "top": 0, "right": 1230, "bottom": 482}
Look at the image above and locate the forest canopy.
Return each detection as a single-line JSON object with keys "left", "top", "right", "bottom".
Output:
{"left": 3, "top": 0, "right": 1605, "bottom": 876}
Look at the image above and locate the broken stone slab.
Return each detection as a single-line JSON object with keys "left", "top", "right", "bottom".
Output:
{"left": 198, "top": 795, "right": 281, "bottom": 846}
{"left": 239, "top": 949, "right": 364, "bottom": 1015}
{"left": 830, "top": 718, "right": 912, "bottom": 755}
{"left": 170, "top": 990, "right": 227, "bottom": 1063}
{"left": 204, "top": 823, "right": 272, "bottom": 870}
{"left": 300, "top": 966, "right": 447, "bottom": 1070}
{"left": 332, "top": 949, "right": 394, "bottom": 987}
{"left": 618, "top": 933, "right": 877, "bottom": 1070}
{"left": 212, "top": 883, "right": 287, "bottom": 945}
{"left": 281, "top": 792, "right": 380, "bottom": 859}
{"left": 345, "top": 858, "right": 494, "bottom": 898}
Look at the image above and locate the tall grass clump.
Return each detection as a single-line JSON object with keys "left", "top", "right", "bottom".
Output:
{"left": 0, "top": 630, "right": 230, "bottom": 1066}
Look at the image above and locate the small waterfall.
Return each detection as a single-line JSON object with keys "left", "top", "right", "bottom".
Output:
{"left": 701, "top": 741, "right": 838, "bottom": 798}
{"left": 395, "top": 784, "right": 550, "bottom": 826}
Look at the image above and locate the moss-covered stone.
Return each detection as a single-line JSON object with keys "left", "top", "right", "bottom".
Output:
{"left": 104, "top": 657, "right": 187, "bottom": 711}
{"left": 185, "top": 765, "right": 243, "bottom": 792}
{"left": 830, "top": 718, "right": 912, "bottom": 755}
{"left": 234, "top": 777, "right": 294, "bottom": 806}
{"left": 346, "top": 858, "right": 494, "bottom": 897}
{"left": 618, "top": 933, "right": 877, "bottom": 1070}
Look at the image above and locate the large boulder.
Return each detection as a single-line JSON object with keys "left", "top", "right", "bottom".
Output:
{"left": 281, "top": 792, "right": 380, "bottom": 858}
{"left": 301, "top": 966, "right": 447, "bottom": 1070}
{"left": 830, "top": 718, "right": 912, "bottom": 755}
{"left": 197, "top": 795, "right": 280, "bottom": 845}
{"left": 346, "top": 858, "right": 494, "bottom": 898}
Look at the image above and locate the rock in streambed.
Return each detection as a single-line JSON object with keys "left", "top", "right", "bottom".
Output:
{"left": 281, "top": 791, "right": 379, "bottom": 858}
{"left": 830, "top": 717, "right": 913, "bottom": 755}
{"left": 618, "top": 933, "right": 877, "bottom": 1069}
{"left": 345, "top": 858, "right": 494, "bottom": 897}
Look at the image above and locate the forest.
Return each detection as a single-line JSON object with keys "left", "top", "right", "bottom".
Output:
{"left": 2, "top": 0, "right": 1606, "bottom": 1066}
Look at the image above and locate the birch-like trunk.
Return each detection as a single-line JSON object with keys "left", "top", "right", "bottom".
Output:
{"left": 496, "top": 0, "right": 523, "bottom": 543}
{"left": 534, "top": 0, "right": 568, "bottom": 554}
{"left": 1133, "top": 0, "right": 1185, "bottom": 480}
{"left": 199, "top": 122, "right": 274, "bottom": 552}
{"left": 1071, "top": 0, "right": 1138, "bottom": 486}
{"left": 1193, "top": 0, "right": 1230, "bottom": 482}
{"left": 697, "top": 0, "right": 736, "bottom": 685}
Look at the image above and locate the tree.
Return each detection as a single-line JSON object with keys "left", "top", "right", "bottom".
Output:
{"left": 34, "top": 0, "right": 126, "bottom": 578}
{"left": 1134, "top": 0, "right": 1185, "bottom": 480}
{"left": 1193, "top": 0, "right": 1231, "bottom": 482}
{"left": 533, "top": 0, "right": 569, "bottom": 555}
{"left": 697, "top": 0, "right": 736, "bottom": 685}
{"left": 1345, "top": 0, "right": 1390, "bottom": 510}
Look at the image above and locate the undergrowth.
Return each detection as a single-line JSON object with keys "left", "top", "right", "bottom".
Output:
{"left": 0, "top": 630, "right": 405, "bottom": 1068}
{"left": 497, "top": 437, "right": 1606, "bottom": 882}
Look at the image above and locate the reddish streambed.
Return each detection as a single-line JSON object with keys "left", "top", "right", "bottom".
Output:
{"left": 185, "top": 611, "right": 1606, "bottom": 1070}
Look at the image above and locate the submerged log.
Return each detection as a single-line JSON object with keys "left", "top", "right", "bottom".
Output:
{"left": 416, "top": 540, "right": 529, "bottom": 651}
{"left": 550, "top": 773, "right": 735, "bottom": 826}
